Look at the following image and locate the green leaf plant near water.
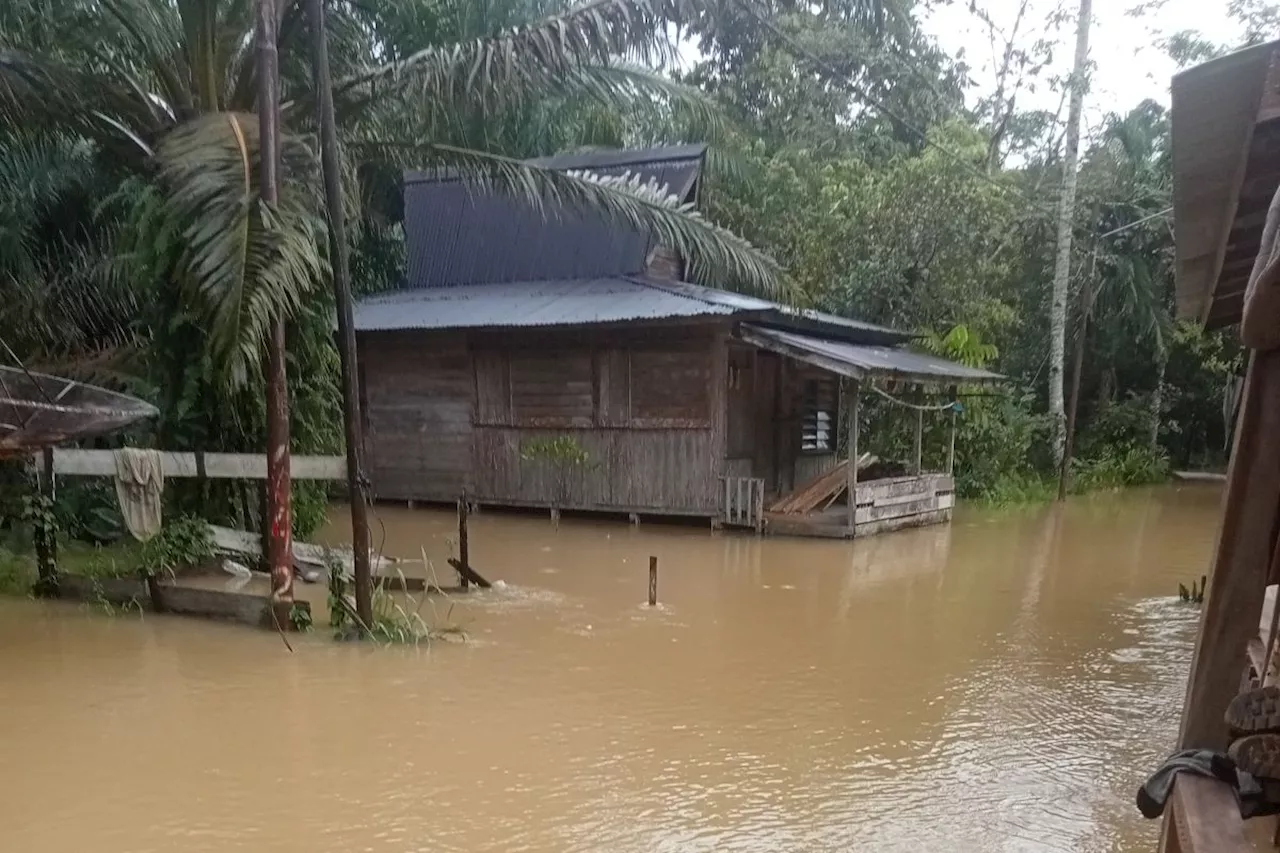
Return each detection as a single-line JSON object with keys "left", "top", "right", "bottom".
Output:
{"left": 325, "top": 549, "right": 467, "bottom": 646}
{"left": 519, "top": 435, "right": 596, "bottom": 523}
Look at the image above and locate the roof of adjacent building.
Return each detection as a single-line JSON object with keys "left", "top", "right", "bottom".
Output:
{"left": 1172, "top": 40, "right": 1280, "bottom": 327}
{"left": 739, "top": 325, "right": 1003, "bottom": 386}
{"left": 401, "top": 145, "right": 706, "bottom": 289}
{"left": 360, "top": 143, "right": 1001, "bottom": 384}
{"left": 355, "top": 276, "right": 910, "bottom": 346}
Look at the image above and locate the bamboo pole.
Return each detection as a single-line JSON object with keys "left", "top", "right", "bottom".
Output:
{"left": 308, "top": 0, "right": 373, "bottom": 629}
{"left": 256, "top": 0, "right": 294, "bottom": 622}
{"left": 648, "top": 556, "right": 658, "bottom": 606}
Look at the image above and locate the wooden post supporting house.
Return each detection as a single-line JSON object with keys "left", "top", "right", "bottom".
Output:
{"left": 846, "top": 381, "right": 859, "bottom": 534}
{"left": 947, "top": 387, "right": 958, "bottom": 476}
{"left": 913, "top": 406, "right": 923, "bottom": 475}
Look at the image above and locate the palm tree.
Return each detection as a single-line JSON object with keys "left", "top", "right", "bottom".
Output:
{"left": 2, "top": 0, "right": 844, "bottom": 607}
{"left": 1078, "top": 100, "right": 1173, "bottom": 451}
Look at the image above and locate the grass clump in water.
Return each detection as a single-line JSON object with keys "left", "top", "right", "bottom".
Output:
{"left": 326, "top": 548, "right": 467, "bottom": 646}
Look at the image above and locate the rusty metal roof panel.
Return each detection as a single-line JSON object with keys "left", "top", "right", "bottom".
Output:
{"left": 740, "top": 325, "right": 1003, "bottom": 386}
{"left": 402, "top": 146, "right": 706, "bottom": 290}
{"left": 1172, "top": 41, "right": 1278, "bottom": 326}
{"left": 354, "top": 277, "right": 738, "bottom": 331}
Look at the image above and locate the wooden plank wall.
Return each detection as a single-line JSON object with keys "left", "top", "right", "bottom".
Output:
{"left": 359, "top": 331, "right": 473, "bottom": 501}
{"left": 359, "top": 324, "right": 726, "bottom": 514}
{"left": 469, "top": 327, "right": 722, "bottom": 513}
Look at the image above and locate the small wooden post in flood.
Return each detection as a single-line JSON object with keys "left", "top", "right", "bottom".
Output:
{"left": 457, "top": 493, "right": 470, "bottom": 590}
{"left": 846, "top": 380, "right": 860, "bottom": 535}
{"left": 33, "top": 447, "right": 57, "bottom": 593}
{"left": 648, "top": 556, "right": 658, "bottom": 606}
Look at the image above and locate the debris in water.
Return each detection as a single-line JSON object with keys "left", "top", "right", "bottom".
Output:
{"left": 221, "top": 559, "right": 251, "bottom": 579}
{"left": 492, "top": 579, "right": 508, "bottom": 589}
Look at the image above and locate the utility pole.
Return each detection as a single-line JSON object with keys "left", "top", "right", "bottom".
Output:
{"left": 1049, "top": 0, "right": 1092, "bottom": 469}
{"left": 256, "top": 0, "right": 294, "bottom": 623}
{"left": 308, "top": 0, "right": 374, "bottom": 629}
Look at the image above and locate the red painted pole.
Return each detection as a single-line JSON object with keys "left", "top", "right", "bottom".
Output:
{"left": 256, "top": 0, "right": 294, "bottom": 620}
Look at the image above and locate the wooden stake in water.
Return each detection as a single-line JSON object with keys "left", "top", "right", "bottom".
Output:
{"left": 648, "top": 556, "right": 658, "bottom": 606}
{"left": 457, "top": 494, "right": 470, "bottom": 591}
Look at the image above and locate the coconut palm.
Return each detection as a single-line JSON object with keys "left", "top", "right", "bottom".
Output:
{"left": 0, "top": 0, "right": 814, "bottom": 382}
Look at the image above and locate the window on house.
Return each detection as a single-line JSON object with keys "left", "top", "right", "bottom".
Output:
{"left": 800, "top": 377, "right": 838, "bottom": 453}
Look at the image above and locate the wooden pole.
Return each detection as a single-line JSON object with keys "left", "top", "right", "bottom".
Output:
{"left": 256, "top": 0, "right": 294, "bottom": 624}
{"left": 846, "top": 380, "right": 859, "bottom": 534}
{"left": 308, "top": 0, "right": 373, "bottom": 629}
{"left": 947, "top": 407, "right": 957, "bottom": 476}
{"left": 1058, "top": 273, "right": 1093, "bottom": 501}
{"left": 913, "top": 403, "right": 924, "bottom": 474}
{"left": 33, "top": 448, "right": 57, "bottom": 593}
{"left": 648, "top": 555, "right": 658, "bottom": 606}
{"left": 457, "top": 494, "right": 470, "bottom": 591}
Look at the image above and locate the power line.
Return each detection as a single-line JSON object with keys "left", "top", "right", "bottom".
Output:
{"left": 1098, "top": 206, "right": 1171, "bottom": 238}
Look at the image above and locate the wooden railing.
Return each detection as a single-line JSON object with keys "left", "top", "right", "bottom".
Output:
{"left": 1162, "top": 775, "right": 1255, "bottom": 853}
{"left": 720, "top": 476, "right": 765, "bottom": 532}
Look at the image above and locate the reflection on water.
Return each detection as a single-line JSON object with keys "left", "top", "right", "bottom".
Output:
{"left": 0, "top": 485, "right": 1224, "bottom": 852}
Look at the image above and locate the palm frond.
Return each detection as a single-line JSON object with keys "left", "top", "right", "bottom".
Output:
{"left": 333, "top": 0, "right": 694, "bottom": 109}
{"left": 149, "top": 112, "right": 326, "bottom": 385}
{"left": 561, "top": 63, "right": 727, "bottom": 141}
{"left": 358, "top": 139, "right": 784, "bottom": 298}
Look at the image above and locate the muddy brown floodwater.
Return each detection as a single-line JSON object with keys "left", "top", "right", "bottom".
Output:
{"left": 0, "top": 485, "right": 1231, "bottom": 852}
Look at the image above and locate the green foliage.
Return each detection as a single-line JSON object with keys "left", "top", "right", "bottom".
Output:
{"left": 0, "top": 548, "right": 34, "bottom": 596}
{"left": 288, "top": 603, "right": 313, "bottom": 632}
{"left": 1070, "top": 446, "right": 1171, "bottom": 493}
{"left": 139, "top": 515, "right": 215, "bottom": 578}
{"left": 919, "top": 324, "right": 999, "bottom": 368}
{"left": 1161, "top": 322, "right": 1243, "bottom": 469}
{"left": 519, "top": 436, "right": 594, "bottom": 468}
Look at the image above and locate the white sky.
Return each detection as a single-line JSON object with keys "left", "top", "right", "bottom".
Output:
{"left": 921, "top": 0, "right": 1244, "bottom": 129}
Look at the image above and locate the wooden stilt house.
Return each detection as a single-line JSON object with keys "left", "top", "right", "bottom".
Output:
{"left": 353, "top": 145, "right": 999, "bottom": 537}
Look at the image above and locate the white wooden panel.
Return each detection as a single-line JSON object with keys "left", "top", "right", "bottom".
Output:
{"left": 45, "top": 449, "right": 345, "bottom": 480}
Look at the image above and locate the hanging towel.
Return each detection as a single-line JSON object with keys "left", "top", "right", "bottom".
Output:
{"left": 114, "top": 448, "right": 164, "bottom": 542}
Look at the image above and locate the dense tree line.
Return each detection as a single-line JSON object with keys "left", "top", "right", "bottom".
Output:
{"left": 0, "top": 0, "right": 1256, "bottom": 544}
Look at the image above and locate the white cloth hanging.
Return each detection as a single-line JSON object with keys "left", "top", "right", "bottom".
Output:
{"left": 113, "top": 448, "right": 164, "bottom": 542}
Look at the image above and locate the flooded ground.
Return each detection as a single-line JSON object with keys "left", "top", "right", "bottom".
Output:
{"left": 0, "top": 484, "right": 1227, "bottom": 852}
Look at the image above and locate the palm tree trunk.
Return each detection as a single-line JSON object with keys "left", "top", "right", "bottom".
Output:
{"left": 256, "top": 0, "right": 294, "bottom": 621}
{"left": 1049, "top": 0, "right": 1092, "bottom": 469}
{"left": 309, "top": 0, "right": 374, "bottom": 631}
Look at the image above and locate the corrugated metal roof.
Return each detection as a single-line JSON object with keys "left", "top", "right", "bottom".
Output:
{"left": 640, "top": 280, "right": 908, "bottom": 343}
{"left": 402, "top": 145, "right": 706, "bottom": 290}
{"left": 355, "top": 277, "right": 912, "bottom": 346}
{"left": 1172, "top": 41, "right": 1278, "bottom": 327}
{"left": 354, "top": 277, "right": 737, "bottom": 331}
{"left": 740, "top": 325, "right": 1003, "bottom": 386}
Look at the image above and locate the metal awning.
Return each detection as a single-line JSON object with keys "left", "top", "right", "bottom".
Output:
{"left": 738, "top": 325, "right": 1003, "bottom": 387}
